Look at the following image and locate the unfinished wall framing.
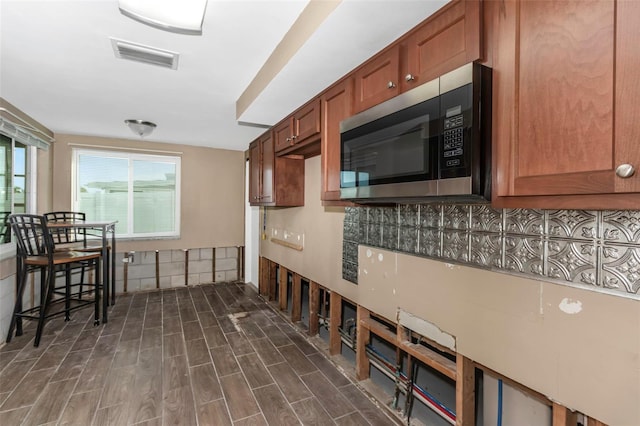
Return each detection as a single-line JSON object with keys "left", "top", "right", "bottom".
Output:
{"left": 115, "top": 246, "right": 242, "bottom": 293}
{"left": 258, "top": 256, "right": 610, "bottom": 426}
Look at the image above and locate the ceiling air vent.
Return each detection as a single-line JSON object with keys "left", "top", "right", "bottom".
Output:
{"left": 110, "top": 38, "right": 179, "bottom": 70}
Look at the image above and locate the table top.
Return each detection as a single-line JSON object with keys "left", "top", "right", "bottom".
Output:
{"left": 47, "top": 220, "right": 117, "bottom": 229}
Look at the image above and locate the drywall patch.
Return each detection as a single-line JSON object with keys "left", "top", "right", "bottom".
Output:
{"left": 558, "top": 298, "right": 582, "bottom": 314}
{"left": 398, "top": 308, "right": 456, "bottom": 351}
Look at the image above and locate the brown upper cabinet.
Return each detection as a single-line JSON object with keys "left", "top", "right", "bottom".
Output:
{"left": 402, "top": 0, "right": 482, "bottom": 91}
{"left": 353, "top": 44, "right": 401, "bottom": 114}
{"left": 249, "top": 130, "right": 304, "bottom": 207}
{"left": 274, "top": 98, "right": 321, "bottom": 156}
{"left": 491, "top": 0, "right": 640, "bottom": 209}
{"left": 353, "top": 0, "right": 481, "bottom": 113}
{"left": 321, "top": 78, "right": 354, "bottom": 203}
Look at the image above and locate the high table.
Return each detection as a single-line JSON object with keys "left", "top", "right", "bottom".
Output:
{"left": 47, "top": 220, "right": 116, "bottom": 323}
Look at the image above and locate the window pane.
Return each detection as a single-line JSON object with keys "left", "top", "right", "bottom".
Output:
{"left": 13, "top": 144, "right": 27, "bottom": 213}
{"left": 77, "top": 154, "right": 129, "bottom": 232}
{"left": 133, "top": 160, "right": 176, "bottom": 234}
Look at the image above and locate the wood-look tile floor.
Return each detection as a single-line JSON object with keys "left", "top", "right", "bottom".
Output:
{"left": 0, "top": 282, "right": 401, "bottom": 426}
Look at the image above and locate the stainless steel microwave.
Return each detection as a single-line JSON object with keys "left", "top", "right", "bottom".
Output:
{"left": 340, "top": 62, "right": 492, "bottom": 203}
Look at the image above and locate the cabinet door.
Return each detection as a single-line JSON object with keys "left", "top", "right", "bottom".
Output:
{"left": 293, "top": 98, "right": 321, "bottom": 144}
{"left": 492, "top": 0, "right": 620, "bottom": 204}
{"left": 353, "top": 45, "right": 400, "bottom": 113}
{"left": 260, "top": 132, "right": 274, "bottom": 204}
{"left": 321, "top": 79, "right": 353, "bottom": 202}
{"left": 274, "top": 119, "right": 293, "bottom": 153}
{"left": 248, "top": 140, "right": 261, "bottom": 205}
{"left": 403, "top": 0, "right": 481, "bottom": 90}
{"left": 614, "top": 0, "right": 640, "bottom": 194}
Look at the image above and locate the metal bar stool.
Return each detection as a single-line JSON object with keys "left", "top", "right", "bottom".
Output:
{"left": 44, "top": 211, "right": 111, "bottom": 301}
{"left": 6, "top": 214, "right": 102, "bottom": 347}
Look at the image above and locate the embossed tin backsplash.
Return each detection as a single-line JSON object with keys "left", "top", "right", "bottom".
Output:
{"left": 342, "top": 205, "right": 640, "bottom": 298}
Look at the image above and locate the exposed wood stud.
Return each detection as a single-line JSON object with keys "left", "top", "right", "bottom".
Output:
{"left": 269, "top": 261, "right": 277, "bottom": 301}
{"left": 212, "top": 248, "right": 216, "bottom": 283}
{"left": 258, "top": 257, "right": 268, "bottom": 296}
{"left": 455, "top": 355, "right": 475, "bottom": 426}
{"left": 237, "top": 246, "right": 244, "bottom": 281}
{"left": 123, "top": 258, "right": 128, "bottom": 293}
{"left": 355, "top": 305, "right": 370, "bottom": 381}
{"left": 587, "top": 417, "right": 607, "bottom": 426}
{"left": 308, "top": 281, "right": 320, "bottom": 336}
{"left": 155, "top": 250, "right": 160, "bottom": 289}
{"left": 552, "top": 403, "right": 578, "bottom": 426}
{"left": 291, "top": 273, "right": 302, "bottom": 322}
{"left": 184, "top": 249, "right": 189, "bottom": 286}
{"left": 278, "top": 266, "right": 288, "bottom": 311}
{"left": 329, "top": 291, "right": 342, "bottom": 355}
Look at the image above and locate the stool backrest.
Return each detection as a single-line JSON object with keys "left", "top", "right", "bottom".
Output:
{"left": 0, "top": 211, "right": 10, "bottom": 244}
{"left": 44, "top": 211, "right": 86, "bottom": 246}
{"left": 7, "top": 214, "right": 53, "bottom": 259}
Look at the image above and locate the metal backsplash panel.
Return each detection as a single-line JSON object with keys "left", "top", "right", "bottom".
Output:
{"left": 342, "top": 205, "right": 640, "bottom": 298}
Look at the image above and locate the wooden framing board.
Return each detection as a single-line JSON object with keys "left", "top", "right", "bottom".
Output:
{"left": 268, "top": 261, "right": 277, "bottom": 301}
{"left": 329, "top": 291, "right": 342, "bottom": 355}
{"left": 308, "top": 281, "right": 320, "bottom": 336}
{"left": 552, "top": 403, "right": 578, "bottom": 426}
{"left": 455, "top": 355, "right": 475, "bottom": 426}
{"left": 291, "top": 273, "right": 302, "bottom": 322}
{"left": 278, "top": 265, "right": 288, "bottom": 311}
{"left": 356, "top": 305, "right": 371, "bottom": 381}
{"left": 258, "top": 257, "right": 269, "bottom": 296}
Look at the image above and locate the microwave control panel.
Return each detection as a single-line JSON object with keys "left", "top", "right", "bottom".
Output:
{"left": 443, "top": 114, "right": 464, "bottom": 168}
{"left": 439, "top": 83, "right": 473, "bottom": 179}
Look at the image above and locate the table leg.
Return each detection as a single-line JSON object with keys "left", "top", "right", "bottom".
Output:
{"left": 101, "top": 227, "right": 109, "bottom": 324}
{"left": 111, "top": 226, "right": 116, "bottom": 306}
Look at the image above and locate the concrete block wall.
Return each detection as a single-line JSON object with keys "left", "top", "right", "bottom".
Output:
{"left": 114, "top": 246, "right": 240, "bottom": 294}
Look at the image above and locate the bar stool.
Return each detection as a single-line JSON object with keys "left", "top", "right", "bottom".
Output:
{"left": 7, "top": 214, "right": 102, "bottom": 347}
{"left": 44, "top": 211, "right": 110, "bottom": 299}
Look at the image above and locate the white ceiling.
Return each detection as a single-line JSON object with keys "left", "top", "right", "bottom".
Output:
{"left": 0, "top": 0, "right": 448, "bottom": 151}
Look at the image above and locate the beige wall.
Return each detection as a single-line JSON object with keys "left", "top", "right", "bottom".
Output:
{"left": 52, "top": 134, "right": 246, "bottom": 252}
{"left": 262, "top": 156, "right": 640, "bottom": 426}
{"left": 37, "top": 147, "right": 53, "bottom": 213}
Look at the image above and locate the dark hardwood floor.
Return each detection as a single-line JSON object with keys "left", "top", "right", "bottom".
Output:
{"left": 0, "top": 281, "right": 401, "bottom": 425}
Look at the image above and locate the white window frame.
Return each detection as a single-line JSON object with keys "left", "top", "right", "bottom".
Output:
{"left": 72, "top": 148, "right": 181, "bottom": 239}
{"left": 0, "top": 138, "right": 37, "bottom": 259}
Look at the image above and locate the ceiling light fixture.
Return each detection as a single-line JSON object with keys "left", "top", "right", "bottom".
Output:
{"left": 118, "top": 0, "right": 208, "bottom": 35}
{"left": 125, "top": 119, "right": 156, "bottom": 137}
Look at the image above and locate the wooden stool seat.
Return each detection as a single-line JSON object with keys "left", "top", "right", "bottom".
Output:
{"left": 25, "top": 250, "right": 101, "bottom": 266}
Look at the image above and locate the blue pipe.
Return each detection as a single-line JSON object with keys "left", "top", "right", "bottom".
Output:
{"left": 497, "top": 379, "right": 503, "bottom": 426}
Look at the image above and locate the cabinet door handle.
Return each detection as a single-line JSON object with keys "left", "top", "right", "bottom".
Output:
{"left": 405, "top": 74, "right": 415, "bottom": 82}
{"left": 616, "top": 164, "right": 635, "bottom": 178}
{"left": 291, "top": 135, "right": 297, "bottom": 141}
{"left": 285, "top": 137, "right": 291, "bottom": 142}
{"left": 387, "top": 81, "right": 397, "bottom": 89}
